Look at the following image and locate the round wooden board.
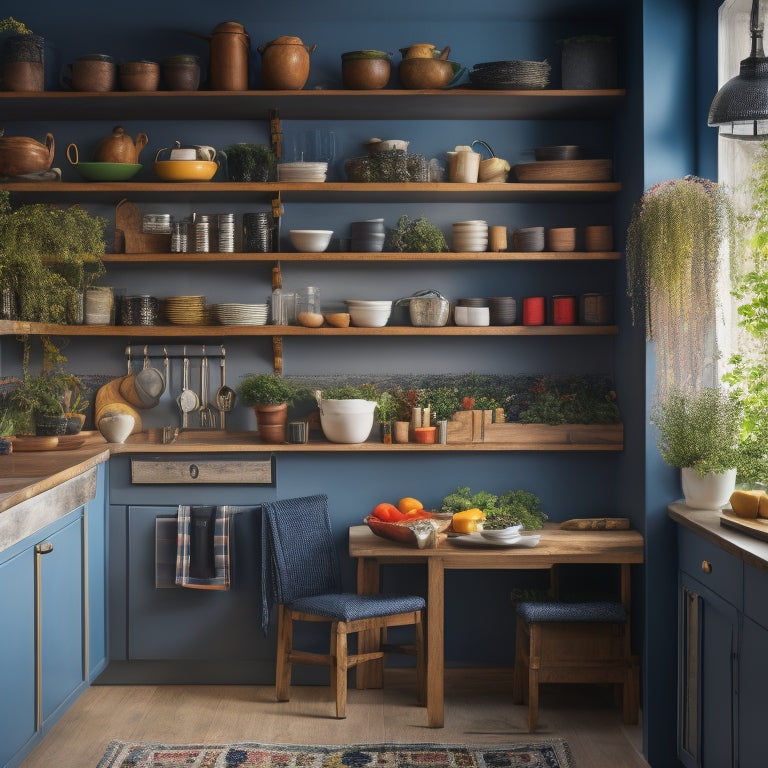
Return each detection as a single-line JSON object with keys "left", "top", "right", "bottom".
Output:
{"left": 11, "top": 435, "right": 59, "bottom": 451}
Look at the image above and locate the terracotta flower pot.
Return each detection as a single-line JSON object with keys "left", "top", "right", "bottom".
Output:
{"left": 254, "top": 402, "right": 288, "bottom": 442}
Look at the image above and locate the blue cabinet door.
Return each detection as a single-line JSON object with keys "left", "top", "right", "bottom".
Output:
{"left": 87, "top": 462, "right": 108, "bottom": 680}
{"left": 40, "top": 514, "right": 85, "bottom": 727}
{"left": 0, "top": 547, "right": 36, "bottom": 768}
{"left": 739, "top": 616, "right": 768, "bottom": 768}
{"left": 678, "top": 572, "right": 737, "bottom": 768}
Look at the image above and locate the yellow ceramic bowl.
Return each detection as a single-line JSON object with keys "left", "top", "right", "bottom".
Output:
{"left": 153, "top": 160, "right": 218, "bottom": 181}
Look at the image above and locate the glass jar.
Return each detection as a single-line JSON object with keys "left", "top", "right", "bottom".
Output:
{"left": 297, "top": 286, "right": 322, "bottom": 327}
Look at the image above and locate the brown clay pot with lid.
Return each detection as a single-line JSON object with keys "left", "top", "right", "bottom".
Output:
{"left": 93, "top": 126, "right": 148, "bottom": 164}
{"left": 209, "top": 21, "right": 250, "bottom": 91}
{"left": 258, "top": 36, "right": 316, "bottom": 90}
{"left": 0, "top": 132, "right": 55, "bottom": 176}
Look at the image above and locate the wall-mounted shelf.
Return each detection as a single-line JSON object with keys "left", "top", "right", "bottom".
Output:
{"left": 0, "top": 88, "right": 626, "bottom": 122}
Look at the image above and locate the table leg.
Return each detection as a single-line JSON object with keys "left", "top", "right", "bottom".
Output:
{"left": 356, "top": 557, "right": 382, "bottom": 689}
{"left": 426, "top": 557, "right": 445, "bottom": 727}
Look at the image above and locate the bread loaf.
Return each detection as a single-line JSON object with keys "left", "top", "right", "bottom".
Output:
{"left": 729, "top": 489, "right": 767, "bottom": 519}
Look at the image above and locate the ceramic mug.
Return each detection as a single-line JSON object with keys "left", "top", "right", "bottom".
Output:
{"left": 448, "top": 150, "right": 481, "bottom": 183}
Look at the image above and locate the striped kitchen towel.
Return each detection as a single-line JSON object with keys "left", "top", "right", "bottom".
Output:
{"left": 175, "top": 505, "right": 231, "bottom": 590}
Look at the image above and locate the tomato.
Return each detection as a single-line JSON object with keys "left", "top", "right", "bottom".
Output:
{"left": 397, "top": 496, "right": 423, "bottom": 514}
{"left": 371, "top": 502, "right": 405, "bottom": 522}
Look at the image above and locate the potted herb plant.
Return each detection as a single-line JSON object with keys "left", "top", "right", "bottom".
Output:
{"left": 224, "top": 143, "right": 276, "bottom": 182}
{"left": 236, "top": 373, "right": 298, "bottom": 443}
{"left": 375, "top": 390, "right": 397, "bottom": 444}
{"left": 625, "top": 176, "right": 736, "bottom": 396}
{"left": 385, "top": 214, "right": 448, "bottom": 253}
{"left": 650, "top": 386, "right": 743, "bottom": 509}
{"left": 417, "top": 385, "right": 461, "bottom": 444}
{"left": 6, "top": 372, "right": 73, "bottom": 436}
{"left": 315, "top": 383, "right": 378, "bottom": 444}
{"left": 0, "top": 191, "right": 107, "bottom": 324}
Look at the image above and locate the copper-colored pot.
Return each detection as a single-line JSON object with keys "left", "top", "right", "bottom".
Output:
{"left": 258, "top": 36, "right": 316, "bottom": 90}
{"left": 0, "top": 133, "right": 55, "bottom": 177}
{"left": 93, "top": 126, "right": 148, "bottom": 164}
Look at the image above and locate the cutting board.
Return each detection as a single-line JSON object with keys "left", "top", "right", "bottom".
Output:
{"left": 720, "top": 511, "right": 768, "bottom": 543}
{"left": 115, "top": 199, "right": 171, "bottom": 254}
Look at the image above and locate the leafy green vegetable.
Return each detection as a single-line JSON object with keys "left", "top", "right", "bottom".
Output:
{"left": 440, "top": 485, "right": 546, "bottom": 530}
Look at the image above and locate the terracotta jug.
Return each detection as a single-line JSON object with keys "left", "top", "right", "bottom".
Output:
{"left": 258, "top": 36, "right": 316, "bottom": 90}
{"left": 93, "top": 126, "right": 148, "bottom": 164}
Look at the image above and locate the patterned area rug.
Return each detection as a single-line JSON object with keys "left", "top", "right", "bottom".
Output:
{"left": 96, "top": 741, "right": 574, "bottom": 768}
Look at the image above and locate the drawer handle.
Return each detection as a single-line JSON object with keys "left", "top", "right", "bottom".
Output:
{"left": 701, "top": 560, "right": 712, "bottom": 574}
{"left": 34, "top": 542, "right": 54, "bottom": 555}
{"left": 189, "top": 463, "right": 199, "bottom": 479}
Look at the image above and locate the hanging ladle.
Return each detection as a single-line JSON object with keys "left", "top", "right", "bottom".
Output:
{"left": 214, "top": 346, "right": 236, "bottom": 429}
{"left": 198, "top": 346, "right": 215, "bottom": 428}
{"left": 177, "top": 345, "right": 199, "bottom": 428}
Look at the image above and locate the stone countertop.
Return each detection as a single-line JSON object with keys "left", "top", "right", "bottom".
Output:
{"left": 669, "top": 502, "right": 768, "bottom": 575}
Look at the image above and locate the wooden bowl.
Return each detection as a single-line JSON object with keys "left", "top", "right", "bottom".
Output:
{"left": 342, "top": 56, "right": 391, "bottom": 89}
{"left": 0, "top": 133, "right": 55, "bottom": 176}
{"left": 325, "top": 312, "right": 350, "bottom": 327}
{"left": 365, "top": 515, "right": 444, "bottom": 548}
{"left": 399, "top": 58, "right": 457, "bottom": 89}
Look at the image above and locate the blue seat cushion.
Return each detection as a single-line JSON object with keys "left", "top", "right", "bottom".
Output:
{"left": 517, "top": 600, "right": 627, "bottom": 624}
{"left": 288, "top": 592, "right": 426, "bottom": 622}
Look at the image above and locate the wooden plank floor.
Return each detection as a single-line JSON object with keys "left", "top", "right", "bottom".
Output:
{"left": 19, "top": 670, "right": 649, "bottom": 768}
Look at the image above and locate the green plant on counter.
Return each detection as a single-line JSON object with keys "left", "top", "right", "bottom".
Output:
{"left": 0, "top": 190, "right": 107, "bottom": 324}
{"left": 322, "top": 383, "right": 379, "bottom": 401}
{"left": 440, "top": 485, "right": 546, "bottom": 530}
{"left": 385, "top": 215, "right": 448, "bottom": 253}
{"left": 625, "top": 176, "right": 736, "bottom": 396}
{"left": 236, "top": 373, "right": 298, "bottom": 407}
{"left": 417, "top": 385, "right": 461, "bottom": 421}
{"left": 650, "top": 386, "right": 743, "bottom": 476}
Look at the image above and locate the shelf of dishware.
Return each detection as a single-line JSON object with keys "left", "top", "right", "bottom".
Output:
{"left": 0, "top": 88, "right": 626, "bottom": 122}
{"left": 0, "top": 180, "right": 621, "bottom": 203}
{"left": 101, "top": 250, "right": 621, "bottom": 264}
{"left": 0, "top": 320, "right": 617, "bottom": 338}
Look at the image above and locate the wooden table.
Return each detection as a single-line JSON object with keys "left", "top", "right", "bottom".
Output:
{"left": 348, "top": 522, "right": 644, "bottom": 727}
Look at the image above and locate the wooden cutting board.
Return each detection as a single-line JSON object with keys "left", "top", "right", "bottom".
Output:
{"left": 720, "top": 511, "right": 768, "bottom": 543}
{"left": 115, "top": 199, "right": 171, "bottom": 254}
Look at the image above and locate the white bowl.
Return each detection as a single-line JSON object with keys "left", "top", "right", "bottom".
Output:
{"left": 289, "top": 229, "right": 333, "bottom": 252}
{"left": 319, "top": 398, "right": 377, "bottom": 443}
{"left": 347, "top": 301, "right": 392, "bottom": 327}
{"left": 454, "top": 306, "right": 490, "bottom": 326}
{"left": 481, "top": 524, "right": 524, "bottom": 540}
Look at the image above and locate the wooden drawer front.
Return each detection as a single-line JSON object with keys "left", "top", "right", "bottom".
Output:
{"left": 678, "top": 526, "right": 743, "bottom": 608}
{"left": 131, "top": 456, "right": 274, "bottom": 485}
{"left": 744, "top": 563, "right": 768, "bottom": 630}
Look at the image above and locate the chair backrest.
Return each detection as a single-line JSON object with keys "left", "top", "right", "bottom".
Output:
{"left": 262, "top": 493, "right": 343, "bottom": 604}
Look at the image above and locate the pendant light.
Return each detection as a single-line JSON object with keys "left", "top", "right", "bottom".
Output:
{"left": 708, "top": 0, "right": 768, "bottom": 139}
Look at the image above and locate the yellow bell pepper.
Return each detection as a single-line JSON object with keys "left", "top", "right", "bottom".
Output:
{"left": 451, "top": 508, "right": 486, "bottom": 533}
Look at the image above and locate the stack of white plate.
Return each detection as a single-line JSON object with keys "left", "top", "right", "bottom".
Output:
{"left": 213, "top": 302, "right": 269, "bottom": 325}
{"left": 452, "top": 220, "right": 489, "bottom": 252}
{"left": 277, "top": 162, "right": 328, "bottom": 182}
{"left": 163, "top": 295, "right": 207, "bottom": 325}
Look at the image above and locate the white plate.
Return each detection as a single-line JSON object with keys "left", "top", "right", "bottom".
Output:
{"left": 449, "top": 533, "right": 541, "bottom": 548}
{"left": 481, "top": 524, "right": 524, "bottom": 540}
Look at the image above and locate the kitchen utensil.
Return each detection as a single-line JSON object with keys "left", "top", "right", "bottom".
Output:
{"left": 135, "top": 345, "right": 166, "bottom": 406}
{"left": 198, "top": 348, "right": 215, "bottom": 428}
{"left": 153, "top": 158, "right": 218, "bottom": 181}
{"left": 92, "top": 125, "right": 149, "bottom": 164}
{"left": 214, "top": 351, "right": 236, "bottom": 429}
{"left": 177, "top": 347, "right": 199, "bottom": 427}
{"left": 395, "top": 289, "right": 450, "bottom": 327}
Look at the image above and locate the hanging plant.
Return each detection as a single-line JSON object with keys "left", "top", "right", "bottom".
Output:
{"left": 625, "top": 176, "right": 736, "bottom": 395}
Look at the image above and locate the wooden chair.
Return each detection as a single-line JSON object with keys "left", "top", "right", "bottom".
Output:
{"left": 262, "top": 494, "right": 426, "bottom": 719}
{"left": 512, "top": 600, "right": 640, "bottom": 731}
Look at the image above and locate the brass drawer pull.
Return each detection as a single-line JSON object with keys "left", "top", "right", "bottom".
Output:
{"left": 701, "top": 560, "right": 712, "bottom": 574}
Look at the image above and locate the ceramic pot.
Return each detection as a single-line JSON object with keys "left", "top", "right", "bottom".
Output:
{"left": 34, "top": 414, "right": 68, "bottom": 436}
{"left": 318, "top": 398, "right": 376, "bottom": 443}
{"left": 0, "top": 133, "right": 55, "bottom": 176}
{"left": 1, "top": 34, "right": 44, "bottom": 91}
{"left": 209, "top": 22, "right": 250, "bottom": 90}
{"left": 258, "top": 36, "right": 316, "bottom": 90}
{"left": 681, "top": 467, "right": 737, "bottom": 510}
{"left": 93, "top": 126, "right": 148, "bottom": 164}
{"left": 254, "top": 402, "right": 288, "bottom": 442}
{"left": 98, "top": 412, "right": 135, "bottom": 443}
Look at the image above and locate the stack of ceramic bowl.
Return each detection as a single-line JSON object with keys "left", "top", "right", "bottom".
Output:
{"left": 513, "top": 226, "right": 545, "bottom": 252}
{"left": 213, "top": 302, "right": 269, "bottom": 325}
{"left": 277, "top": 161, "right": 328, "bottom": 182}
{"left": 345, "top": 299, "right": 392, "bottom": 327}
{"left": 452, "top": 220, "right": 488, "bottom": 252}
{"left": 350, "top": 219, "right": 385, "bottom": 252}
{"left": 546, "top": 227, "right": 576, "bottom": 252}
{"left": 163, "top": 295, "right": 207, "bottom": 325}
{"left": 454, "top": 297, "right": 489, "bottom": 326}
{"left": 488, "top": 296, "right": 517, "bottom": 325}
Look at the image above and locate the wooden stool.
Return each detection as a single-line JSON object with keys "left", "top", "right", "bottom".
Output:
{"left": 512, "top": 601, "right": 639, "bottom": 731}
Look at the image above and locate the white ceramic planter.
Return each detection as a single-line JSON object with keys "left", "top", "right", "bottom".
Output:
{"left": 98, "top": 412, "right": 135, "bottom": 444}
{"left": 318, "top": 398, "right": 376, "bottom": 443}
{"left": 681, "top": 467, "right": 737, "bottom": 510}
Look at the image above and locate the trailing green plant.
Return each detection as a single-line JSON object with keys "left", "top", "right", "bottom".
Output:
{"left": 322, "top": 383, "right": 379, "bottom": 401}
{"left": 0, "top": 191, "right": 107, "bottom": 324}
{"left": 416, "top": 385, "right": 461, "bottom": 421}
{"left": 650, "top": 386, "right": 743, "bottom": 476}
{"left": 625, "top": 176, "right": 736, "bottom": 395}
{"left": 440, "top": 485, "right": 546, "bottom": 530}
{"left": 385, "top": 215, "right": 448, "bottom": 253}
{"left": 236, "top": 373, "right": 298, "bottom": 407}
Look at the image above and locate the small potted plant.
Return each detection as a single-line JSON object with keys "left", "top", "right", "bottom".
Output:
{"left": 315, "top": 383, "right": 378, "bottom": 444}
{"left": 375, "top": 390, "right": 398, "bottom": 444}
{"left": 237, "top": 373, "right": 298, "bottom": 443}
{"left": 650, "top": 386, "right": 743, "bottom": 509}
{"left": 6, "top": 372, "right": 72, "bottom": 436}
{"left": 224, "top": 143, "right": 276, "bottom": 182}
{"left": 417, "top": 385, "right": 461, "bottom": 443}
{"left": 62, "top": 387, "right": 89, "bottom": 434}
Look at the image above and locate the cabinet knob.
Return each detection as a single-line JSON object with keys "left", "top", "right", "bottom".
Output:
{"left": 34, "top": 542, "right": 54, "bottom": 555}
{"left": 701, "top": 560, "right": 712, "bottom": 574}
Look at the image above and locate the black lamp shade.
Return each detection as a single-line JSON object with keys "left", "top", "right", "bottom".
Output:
{"left": 708, "top": 55, "right": 768, "bottom": 137}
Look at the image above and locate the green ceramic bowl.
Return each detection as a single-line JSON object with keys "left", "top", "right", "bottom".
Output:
{"left": 71, "top": 162, "right": 142, "bottom": 181}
